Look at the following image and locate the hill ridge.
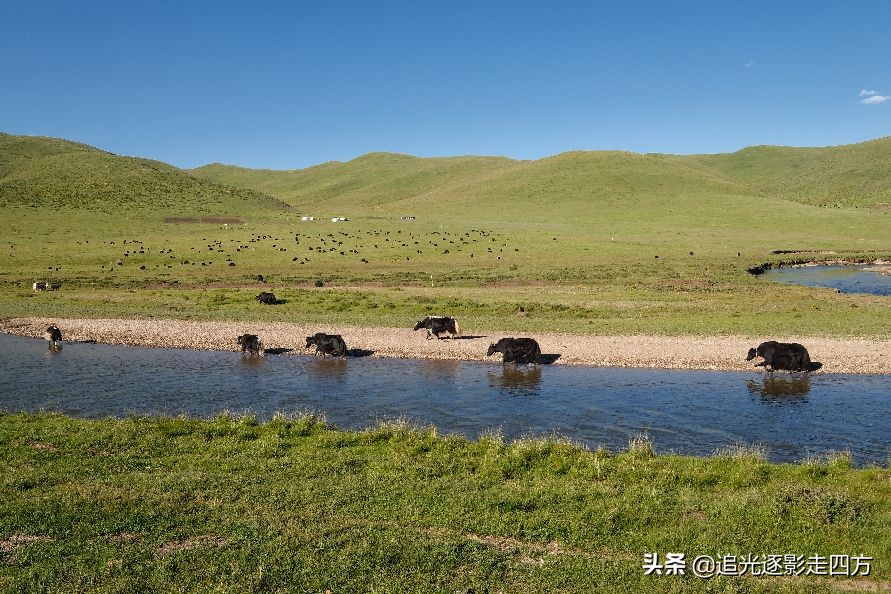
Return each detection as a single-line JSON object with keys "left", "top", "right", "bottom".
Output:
{"left": 0, "top": 132, "right": 289, "bottom": 213}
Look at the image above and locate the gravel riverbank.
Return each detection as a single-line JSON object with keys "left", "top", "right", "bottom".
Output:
{"left": 2, "top": 316, "right": 890, "bottom": 374}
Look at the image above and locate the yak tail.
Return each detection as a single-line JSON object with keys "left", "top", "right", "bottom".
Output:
{"left": 808, "top": 362, "right": 822, "bottom": 372}
{"left": 453, "top": 319, "right": 461, "bottom": 338}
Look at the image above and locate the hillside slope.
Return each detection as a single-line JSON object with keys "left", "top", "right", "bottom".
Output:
{"left": 0, "top": 133, "right": 288, "bottom": 213}
{"left": 197, "top": 149, "right": 759, "bottom": 222}
{"left": 191, "top": 152, "right": 517, "bottom": 210}
{"left": 191, "top": 137, "right": 891, "bottom": 213}
{"left": 668, "top": 137, "right": 891, "bottom": 208}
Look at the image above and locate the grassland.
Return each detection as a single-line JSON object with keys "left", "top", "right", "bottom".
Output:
{"left": 1, "top": 413, "right": 888, "bottom": 593}
{"left": 1, "top": 132, "right": 890, "bottom": 337}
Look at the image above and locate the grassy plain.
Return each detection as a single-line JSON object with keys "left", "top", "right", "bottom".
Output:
{"left": 1, "top": 413, "right": 888, "bottom": 593}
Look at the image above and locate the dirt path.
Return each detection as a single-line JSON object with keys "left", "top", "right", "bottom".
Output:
{"left": 2, "top": 317, "right": 889, "bottom": 374}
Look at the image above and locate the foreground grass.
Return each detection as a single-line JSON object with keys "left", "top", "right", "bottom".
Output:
{"left": 1, "top": 413, "right": 888, "bottom": 593}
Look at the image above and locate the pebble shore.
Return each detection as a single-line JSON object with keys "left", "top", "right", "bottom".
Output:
{"left": 2, "top": 316, "right": 889, "bottom": 374}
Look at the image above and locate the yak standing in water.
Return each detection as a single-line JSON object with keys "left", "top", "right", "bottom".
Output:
{"left": 746, "top": 341, "right": 822, "bottom": 373}
{"left": 45, "top": 325, "right": 63, "bottom": 350}
{"left": 487, "top": 337, "right": 541, "bottom": 364}
{"left": 306, "top": 333, "right": 348, "bottom": 357}
{"left": 237, "top": 334, "right": 263, "bottom": 356}
{"left": 413, "top": 316, "right": 461, "bottom": 340}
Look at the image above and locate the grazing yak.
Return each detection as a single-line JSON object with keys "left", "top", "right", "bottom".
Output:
{"left": 306, "top": 333, "right": 348, "bottom": 357}
{"left": 746, "top": 341, "right": 822, "bottom": 373}
{"left": 487, "top": 337, "right": 541, "bottom": 364}
{"left": 237, "top": 334, "right": 263, "bottom": 356}
{"left": 413, "top": 316, "right": 461, "bottom": 340}
{"left": 45, "top": 325, "right": 63, "bottom": 350}
{"left": 256, "top": 291, "right": 278, "bottom": 304}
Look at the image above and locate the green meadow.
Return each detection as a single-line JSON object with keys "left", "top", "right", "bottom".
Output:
{"left": 1, "top": 132, "right": 889, "bottom": 336}
{"left": 1, "top": 413, "right": 888, "bottom": 593}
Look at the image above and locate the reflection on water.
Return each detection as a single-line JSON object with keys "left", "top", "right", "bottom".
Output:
{"left": 238, "top": 354, "right": 265, "bottom": 368}
{"left": 746, "top": 377, "right": 810, "bottom": 404}
{"left": 488, "top": 364, "right": 542, "bottom": 395}
{"left": 305, "top": 357, "right": 348, "bottom": 381}
{"left": 420, "top": 359, "right": 461, "bottom": 380}
{"left": 2, "top": 333, "right": 890, "bottom": 466}
{"left": 763, "top": 265, "right": 891, "bottom": 296}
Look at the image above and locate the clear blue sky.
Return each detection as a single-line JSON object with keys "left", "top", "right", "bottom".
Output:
{"left": 2, "top": 1, "right": 889, "bottom": 169}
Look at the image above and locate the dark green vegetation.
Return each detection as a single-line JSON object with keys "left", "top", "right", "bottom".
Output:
{"left": 1, "top": 413, "right": 888, "bottom": 593}
{"left": 1, "top": 132, "right": 889, "bottom": 335}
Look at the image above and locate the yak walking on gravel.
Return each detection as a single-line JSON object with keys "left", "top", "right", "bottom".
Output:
{"left": 413, "top": 316, "right": 461, "bottom": 340}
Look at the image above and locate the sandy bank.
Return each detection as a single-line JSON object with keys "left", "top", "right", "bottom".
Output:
{"left": 2, "top": 317, "right": 890, "bottom": 374}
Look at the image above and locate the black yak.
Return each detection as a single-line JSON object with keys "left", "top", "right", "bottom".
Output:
{"left": 237, "top": 334, "right": 263, "bottom": 356}
{"left": 256, "top": 291, "right": 278, "bottom": 304}
{"left": 487, "top": 337, "right": 541, "bottom": 364}
{"left": 746, "top": 341, "right": 822, "bottom": 373}
{"left": 305, "top": 333, "right": 348, "bottom": 357}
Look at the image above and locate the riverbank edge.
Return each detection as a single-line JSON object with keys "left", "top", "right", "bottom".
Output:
{"left": 3, "top": 316, "right": 890, "bottom": 374}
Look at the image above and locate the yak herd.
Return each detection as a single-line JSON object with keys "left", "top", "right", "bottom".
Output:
{"left": 229, "top": 309, "right": 820, "bottom": 371}
{"left": 233, "top": 316, "right": 546, "bottom": 364}
{"left": 42, "top": 317, "right": 821, "bottom": 372}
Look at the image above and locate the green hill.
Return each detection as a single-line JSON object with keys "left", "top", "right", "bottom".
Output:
{"left": 191, "top": 138, "right": 891, "bottom": 214}
{"left": 191, "top": 152, "right": 517, "bottom": 210}
{"left": 0, "top": 133, "right": 288, "bottom": 213}
{"left": 6, "top": 132, "right": 890, "bottom": 216}
{"left": 381, "top": 150, "right": 756, "bottom": 219}
{"left": 667, "top": 136, "right": 891, "bottom": 208}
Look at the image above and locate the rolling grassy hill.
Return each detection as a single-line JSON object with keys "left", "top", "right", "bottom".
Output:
{"left": 191, "top": 137, "right": 891, "bottom": 212}
{"left": 192, "top": 152, "right": 518, "bottom": 210}
{"left": 0, "top": 133, "right": 288, "bottom": 213}
{"left": 668, "top": 136, "right": 891, "bottom": 208}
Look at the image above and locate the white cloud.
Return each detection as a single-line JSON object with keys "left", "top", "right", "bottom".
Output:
{"left": 860, "top": 95, "right": 889, "bottom": 105}
{"left": 744, "top": 61, "right": 755, "bottom": 68}
{"left": 859, "top": 89, "right": 877, "bottom": 96}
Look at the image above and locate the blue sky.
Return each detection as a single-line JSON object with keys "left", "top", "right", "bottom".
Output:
{"left": 2, "top": 1, "right": 889, "bottom": 169}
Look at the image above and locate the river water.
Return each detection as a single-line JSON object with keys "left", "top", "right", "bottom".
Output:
{"left": 1, "top": 333, "right": 888, "bottom": 466}
{"left": 763, "top": 264, "right": 891, "bottom": 296}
